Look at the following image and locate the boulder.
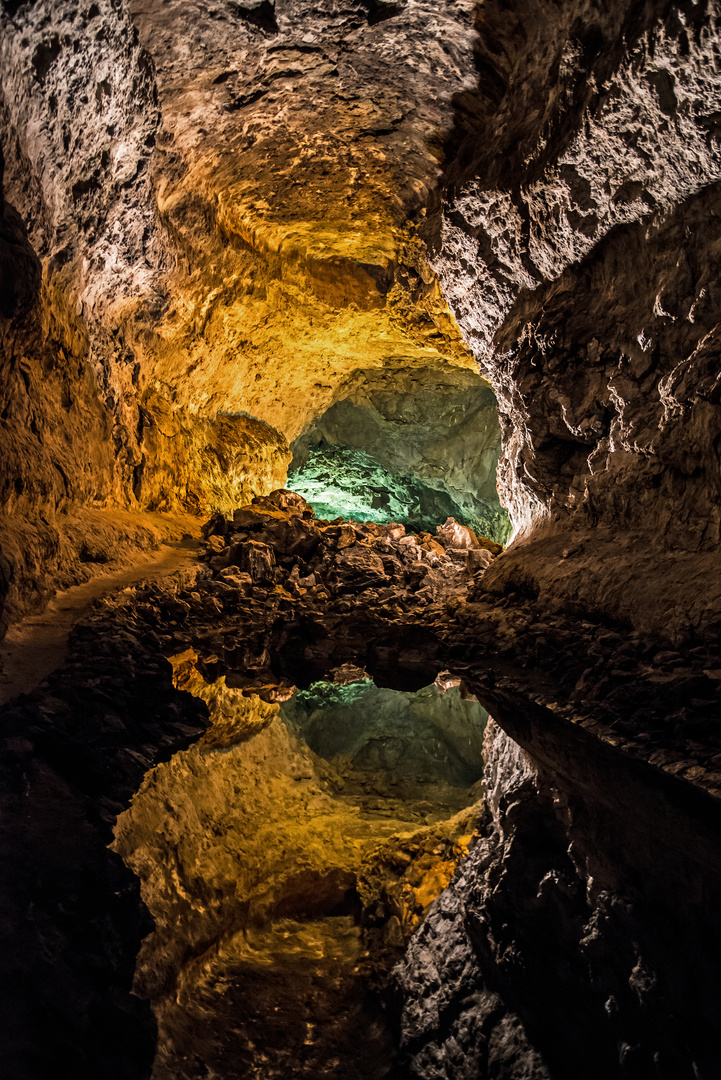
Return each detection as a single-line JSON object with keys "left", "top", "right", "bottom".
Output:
{"left": 217, "top": 568, "right": 254, "bottom": 593}
{"left": 229, "top": 540, "right": 275, "bottom": 583}
{"left": 264, "top": 489, "right": 310, "bottom": 512}
{"left": 201, "top": 512, "right": 229, "bottom": 541}
{"left": 436, "top": 517, "right": 480, "bottom": 550}
{"left": 468, "top": 548, "right": 493, "bottom": 572}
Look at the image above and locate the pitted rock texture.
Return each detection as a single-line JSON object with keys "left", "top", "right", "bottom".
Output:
{"left": 423, "top": 0, "right": 721, "bottom": 622}
{"left": 0, "top": 0, "right": 484, "bottom": 434}
{"left": 0, "top": 175, "right": 200, "bottom": 623}
{"left": 125, "top": 0, "right": 482, "bottom": 435}
{"left": 2, "top": 1, "right": 721, "bottom": 1078}
{"left": 3, "top": 0, "right": 720, "bottom": 643}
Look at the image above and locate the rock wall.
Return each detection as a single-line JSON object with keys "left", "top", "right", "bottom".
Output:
{"left": 3, "top": 0, "right": 718, "bottom": 636}
{"left": 0, "top": 0, "right": 491, "bottom": 624}
{"left": 424, "top": 0, "right": 721, "bottom": 629}
{"left": 2, "top": 2, "right": 721, "bottom": 1079}
{"left": 399, "top": 706, "right": 721, "bottom": 1079}
{"left": 0, "top": 139, "right": 158, "bottom": 623}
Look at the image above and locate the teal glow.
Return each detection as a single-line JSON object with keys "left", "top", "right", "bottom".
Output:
{"left": 294, "top": 677, "right": 375, "bottom": 711}
{"left": 288, "top": 444, "right": 511, "bottom": 542}
{"left": 282, "top": 677, "right": 489, "bottom": 788}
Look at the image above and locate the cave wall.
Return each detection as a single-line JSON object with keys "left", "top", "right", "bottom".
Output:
{"left": 2, "top": 0, "right": 719, "bottom": 630}
{"left": 422, "top": 0, "right": 721, "bottom": 629}
{"left": 0, "top": 142, "right": 124, "bottom": 625}
{"left": 2, "top": 5, "right": 721, "bottom": 1078}
{"left": 398, "top": 703, "right": 721, "bottom": 1080}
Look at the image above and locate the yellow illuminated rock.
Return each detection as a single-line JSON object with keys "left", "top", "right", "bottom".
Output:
{"left": 112, "top": 656, "right": 482, "bottom": 1078}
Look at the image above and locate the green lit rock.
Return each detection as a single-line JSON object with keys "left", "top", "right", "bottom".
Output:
{"left": 289, "top": 443, "right": 510, "bottom": 542}
{"left": 283, "top": 677, "right": 488, "bottom": 789}
{"left": 289, "top": 369, "right": 512, "bottom": 543}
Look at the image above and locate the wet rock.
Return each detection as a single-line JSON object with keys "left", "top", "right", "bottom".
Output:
{"left": 2, "top": 481, "right": 721, "bottom": 1080}
{"left": 217, "top": 567, "right": 253, "bottom": 592}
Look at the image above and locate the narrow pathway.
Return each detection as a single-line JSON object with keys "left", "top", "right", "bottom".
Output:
{"left": 0, "top": 538, "right": 200, "bottom": 706}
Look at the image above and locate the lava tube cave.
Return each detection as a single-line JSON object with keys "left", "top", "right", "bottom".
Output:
{"left": 2, "top": 2, "right": 721, "bottom": 1080}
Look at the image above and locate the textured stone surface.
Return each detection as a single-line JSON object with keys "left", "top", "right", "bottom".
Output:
{"left": 2, "top": 0, "right": 721, "bottom": 1078}
{"left": 2, "top": 490, "right": 721, "bottom": 1078}
{"left": 289, "top": 366, "right": 510, "bottom": 540}
{"left": 424, "top": 0, "right": 721, "bottom": 630}
{"left": 1, "top": 0, "right": 719, "bottom": 627}
{"left": 0, "top": 0, "right": 491, "bottom": 620}
{"left": 289, "top": 442, "right": 509, "bottom": 542}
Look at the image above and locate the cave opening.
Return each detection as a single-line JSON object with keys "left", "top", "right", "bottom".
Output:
{"left": 287, "top": 366, "right": 512, "bottom": 546}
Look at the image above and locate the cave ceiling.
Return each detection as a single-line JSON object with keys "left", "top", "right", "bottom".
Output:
{"left": 2, "top": 0, "right": 484, "bottom": 446}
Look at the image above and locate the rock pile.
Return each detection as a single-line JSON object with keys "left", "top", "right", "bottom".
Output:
{"left": 199, "top": 488, "right": 503, "bottom": 618}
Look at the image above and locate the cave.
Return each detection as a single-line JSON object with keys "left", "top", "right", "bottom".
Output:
{"left": 287, "top": 366, "right": 511, "bottom": 543}
{"left": 1, "top": 3, "right": 721, "bottom": 1080}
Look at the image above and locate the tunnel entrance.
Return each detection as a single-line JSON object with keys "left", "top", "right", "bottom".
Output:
{"left": 287, "top": 366, "right": 512, "bottom": 546}
{"left": 110, "top": 457, "right": 509, "bottom": 1079}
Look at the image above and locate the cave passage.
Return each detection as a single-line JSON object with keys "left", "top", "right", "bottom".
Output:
{"left": 288, "top": 368, "right": 512, "bottom": 545}
{"left": 113, "top": 661, "right": 488, "bottom": 1080}
{"left": 4, "top": 0, "right": 721, "bottom": 1076}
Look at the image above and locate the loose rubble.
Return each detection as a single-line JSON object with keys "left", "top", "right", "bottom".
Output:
{"left": 200, "top": 488, "right": 502, "bottom": 616}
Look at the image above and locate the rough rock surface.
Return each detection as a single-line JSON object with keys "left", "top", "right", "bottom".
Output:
{"left": 2, "top": 490, "right": 721, "bottom": 1078}
{"left": 289, "top": 366, "right": 510, "bottom": 541}
{"left": 0, "top": 0, "right": 488, "bottom": 618}
{"left": 424, "top": 0, "right": 721, "bottom": 629}
{"left": 2, "top": 0, "right": 721, "bottom": 1078}
{"left": 3, "top": 0, "right": 719, "bottom": 630}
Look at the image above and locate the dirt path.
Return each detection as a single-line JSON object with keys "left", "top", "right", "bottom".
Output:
{"left": 0, "top": 538, "right": 200, "bottom": 706}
